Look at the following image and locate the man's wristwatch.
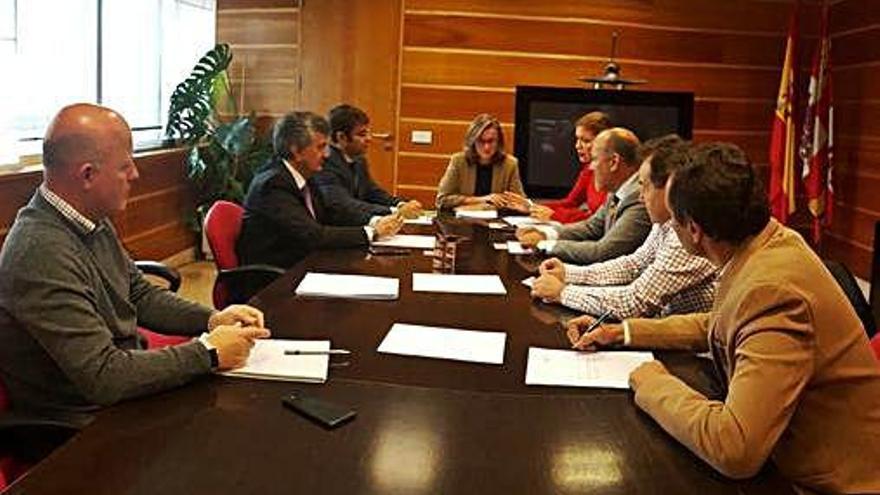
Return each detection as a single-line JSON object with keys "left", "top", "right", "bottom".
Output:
{"left": 207, "top": 347, "right": 219, "bottom": 369}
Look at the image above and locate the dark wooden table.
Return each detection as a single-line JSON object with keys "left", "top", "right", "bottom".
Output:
{"left": 8, "top": 218, "right": 794, "bottom": 494}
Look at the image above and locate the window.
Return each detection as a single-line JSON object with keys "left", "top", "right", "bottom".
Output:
{"left": 0, "top": 0, "right": 215, "bottom": 165}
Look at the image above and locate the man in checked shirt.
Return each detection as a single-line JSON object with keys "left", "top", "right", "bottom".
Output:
{"left": 530, "top": 135, "right": 717, "bottom": 319}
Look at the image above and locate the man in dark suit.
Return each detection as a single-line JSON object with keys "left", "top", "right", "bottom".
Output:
{"left": 237, "top": 111, "right": 402, "bottom": 269}
{"left": 314, "top": 104, "right": 422, "bottom": 224}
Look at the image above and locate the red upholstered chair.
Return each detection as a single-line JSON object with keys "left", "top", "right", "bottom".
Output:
{"left": 203, "top": 201, "right": 284, "bottom": 309}
{"left": 871, "top": 334, "right": 880, "bottom": 362}
{"left": 134, "top": 261, "right": 190, "bottom": 349}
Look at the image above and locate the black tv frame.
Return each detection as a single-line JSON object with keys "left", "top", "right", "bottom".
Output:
{"left": 513, "top": 86, "right": 694, "bottom": 198}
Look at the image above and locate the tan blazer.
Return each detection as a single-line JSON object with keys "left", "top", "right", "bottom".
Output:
{"left": 626, "top": 219, "right": 880, "bottom": 494}
{"left": 435, "top": 152, "right": 524, "bottom": 209}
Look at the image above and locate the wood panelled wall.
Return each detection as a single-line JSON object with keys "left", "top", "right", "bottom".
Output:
{"left": 216, "top": 0, "right": 301, "bottom": 117}
{"left": 396, "top": 0, "right": 812, "bottom": 207}
{"left": 0, "top": 149, "right": 196, "bottom": 261}
{"left": 825, "top": 0, "right": 880, "bottom": 279}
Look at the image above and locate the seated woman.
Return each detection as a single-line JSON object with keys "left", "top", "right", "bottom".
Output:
{"left": 530, "top": 111, "right": 610, "bottom": 223}
{"left": 436, "top": 114, "right": 528, "bottom": 211}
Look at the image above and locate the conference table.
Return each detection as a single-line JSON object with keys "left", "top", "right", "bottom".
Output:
{"left": 7, "top": 217, "right": 795, "bottom": 494}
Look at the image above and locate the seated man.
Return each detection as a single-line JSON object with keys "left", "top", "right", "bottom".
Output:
{"left": 567, "top": 142, "right": 880, "bottom": 493}
{"left": 529, "top": 111, "right": 609, "bottom": 223}
{"left": 517, "top": 127, "right": 651, "bottom": 265}
{"left": 313, "top": 104, "right": 422, "bottom": 224}
{"left": 0, "top": 104, "right": 270, "bottom": 442}
{"left": 237, "top": 111, "right": 402, "bottom": 269}
{"left": 530, "top": 135, "right": 716, "bottom": 319}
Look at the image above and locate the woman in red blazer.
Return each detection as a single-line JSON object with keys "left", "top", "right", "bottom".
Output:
{"left": 532, "top": 112, "right": 611, "bottom": 223}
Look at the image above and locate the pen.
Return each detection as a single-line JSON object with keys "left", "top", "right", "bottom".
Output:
{"left": 581, "top": 309, "right": 614, "bottom": 335}
{"left": 284, "top": 349, "right": 351, "bottom": 356}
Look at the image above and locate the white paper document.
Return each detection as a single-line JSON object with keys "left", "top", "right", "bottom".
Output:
{"left": 502, "top": 216, "right": 560, "bottom": 227}
{"left": 295, "top": 272, "right": 399, "bottom": 300}
{"left": 373, "top": 234, "right": 436, "bottom": 249}
{"left": 455, "top": 209, "right": 498, "bottom": 219}
{"left": 404, "top": 215, "right": 434, "bottom": 225}
{"left": 521, "top": 276, "right": 535, "bottom": 288}
{"left": 493, "top": 242, "right": 507, "bottom": 250}
{"left": 412, "top": 273, "right": 507, "bottom": 295}
{"left": 506, "top": 241, "right": 534, "bottom": 255}
{"left": 487, "top": 222, "right": 508, "bottom": 230}
{"left": 525, "top": 347, "right": 654, "bottom": 389}
{"left": 378, "top": 323, "right": 506, "bottom": 364}
{"left": 221, "top": 340, "right": 330, "bottom": 383}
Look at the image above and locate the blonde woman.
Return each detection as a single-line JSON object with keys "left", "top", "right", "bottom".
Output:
{"left": 435, "top": 114, "right": 528, "bottom": 210}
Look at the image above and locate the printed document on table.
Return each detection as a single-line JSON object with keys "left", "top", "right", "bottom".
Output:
{"left": 455, "top": 209, "right": 498, "bottom": 219}
{"left": 521, "top": 276, "right": 535, "bottom": 288}
{"left": 295, "top": 272, "right": 399, "bottom": 300}
{"left": 502, "top": 216, "right": 561, "bottom": 227}
{"left": 404, "top": 215, "right": 434, "bottom": 225}
{"left": 372, "top": 234, "right": 436, "bottom": 249}
{"left": 412, "top": 273, "right": 507, "bottom": 295}
{"left": 525, "top": 347, "right": 654, "bottom": 389}
{"left": 378, "top": 323, "right": 506, "bottom": 364}
{"left": 221, "top": 340, "right": 330, "bottom": 383}
{"left": 506, "top": 241, "right": 534, "bottom": 254}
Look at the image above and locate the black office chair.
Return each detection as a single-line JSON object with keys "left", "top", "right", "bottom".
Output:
{"left": 823, "top": 259, "right": 877, "bottom": 338}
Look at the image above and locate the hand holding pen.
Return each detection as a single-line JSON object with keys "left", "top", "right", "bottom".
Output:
{"left": 565, "top": 309, "right": 624, "bottom": 351}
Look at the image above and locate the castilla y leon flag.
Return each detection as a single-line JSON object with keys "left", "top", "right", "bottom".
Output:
{"left": 768, "top": 2, "right": 799, "bottom": 224}
{"left": 800, "top": 5, "right": 833, "bottom": 245}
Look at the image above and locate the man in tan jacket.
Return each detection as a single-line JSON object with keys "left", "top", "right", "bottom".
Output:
{"left": 567, "top": 142, "right": 880, "bottom": 494}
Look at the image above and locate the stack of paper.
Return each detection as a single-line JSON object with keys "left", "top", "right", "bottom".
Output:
{"left": 506, "top": 240, "right": 534, "bottom": 255}
{"left": 377, "top": 323, "right": 506, "bottom": 364}
{"left": 502, "top": 216, "right": 561, "bottom": 227}
{"left": 295, "top": 272, "right": 399, "bottom": 300}
{"left": 525, "top": 347, "right": 654, "bottom": 389}
{"left": 455, "top": 209, "right": 498, "bottom": 219}
{"left": 222, "top": 340, "right": 330, "bottom": 382}
{"left": 412, "top": 273, "right": 507, "bottom": 295}
{"left": 404, "top": 215, "right": 434, "bottom": 226}
{"left": 373, "top": 235, "right": 436, "bottom": 249}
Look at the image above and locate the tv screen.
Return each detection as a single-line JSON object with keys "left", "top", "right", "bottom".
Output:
{"left": 514, "top": 86, "right": 694, "bottom": 198}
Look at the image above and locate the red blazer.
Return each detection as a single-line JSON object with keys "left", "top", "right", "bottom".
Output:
{"left": 544, "top": 167, "right": 607, "bottom": 223}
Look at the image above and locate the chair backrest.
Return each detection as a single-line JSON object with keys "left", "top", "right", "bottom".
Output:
{"left": 824, "top": 259, "right": 877, "bottom": 338}
{"left": 871, "top": 334, "right": 880, "bottom": 362}
{"left": 204, "top": 201, "right": 244, "bottom": 271}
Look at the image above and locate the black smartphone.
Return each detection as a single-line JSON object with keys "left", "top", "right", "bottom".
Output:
{"left": 281, "top": 392, "right": 356, "bottom": 428}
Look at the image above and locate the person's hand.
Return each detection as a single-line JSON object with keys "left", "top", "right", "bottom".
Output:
{"left": 209, "top": 304, "right": 264, "bottom": 330}
{"left": 500, "top": 191, "right": 530, "bottom": 212}
{"left": 629, "top": 360, "right": 669, "bottom": 390}
{"left": 539, "top": 257, "right": 565, "bottom": 281}
{"left": 530, "top": 274, "right": 565, "bottom": 302}
{"left": 565, "top": 315, "right": 624, "bottom": 351}
{"left": 375, "top": 213, "right": 403, "bottom": 239}
{"left": 479, "top": 194, "right": 505, "bottom": 208}
{"left": 206, "top": 325, "right": 271, "bottom": 370}
{"left": 530, "top": 204, "right": 554, "bottom": 221}
{"left": 517, "top": 227, "right": 546, "bottom": 248}
{"left": 397, "top": 200, "right": 423, "bottom": 219}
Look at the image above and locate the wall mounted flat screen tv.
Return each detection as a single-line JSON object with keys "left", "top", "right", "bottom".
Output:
{"left": 514, "top": 86, "right": 694, "bottom": 198}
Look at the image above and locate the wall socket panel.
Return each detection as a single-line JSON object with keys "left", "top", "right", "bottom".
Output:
{"left": 411, "top": 130, "right": 433, "bottom": 144}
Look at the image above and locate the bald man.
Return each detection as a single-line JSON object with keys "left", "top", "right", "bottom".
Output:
{"left": 517, "top": 128, "right": 651, "bottom": 265}
{"left": 0, "top": 104, "right": 270, "bottom": 446}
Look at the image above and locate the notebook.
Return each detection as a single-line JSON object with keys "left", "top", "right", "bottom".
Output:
{"left": 221, "top": 339, "right": 330, "bottom": 383}
{"left": 294, "top": 272, "right": 399, "bottom": 300}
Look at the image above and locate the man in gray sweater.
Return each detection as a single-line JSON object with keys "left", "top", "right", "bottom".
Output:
{"left": 0, "top": 104, "right": 270, "bottom": 445}
{"left": 517, "top": 128, "right": 652, "bottom": 265}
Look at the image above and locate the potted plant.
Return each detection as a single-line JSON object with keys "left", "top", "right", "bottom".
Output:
{"left": 165, "top": 43, "right": 271, "bottom": 241}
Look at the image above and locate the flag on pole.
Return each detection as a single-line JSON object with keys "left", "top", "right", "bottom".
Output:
{"left": 768, "top": 2, "right": 800, "bottom": 224}
{"left": 800, "top": 5, "right": 833, "bottom": 244}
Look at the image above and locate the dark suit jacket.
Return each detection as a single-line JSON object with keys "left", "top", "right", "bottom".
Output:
{"left": 237, "top": 158, "right": 369, "bottom": 269}
{"left": 313, "top": 146, "right": 401, "bottom": 225}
